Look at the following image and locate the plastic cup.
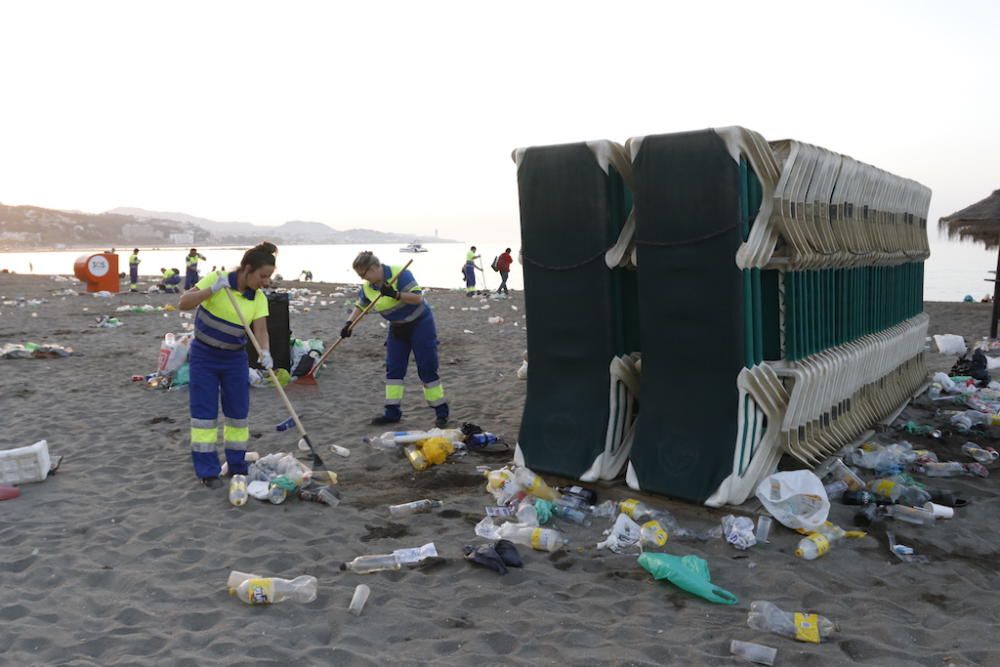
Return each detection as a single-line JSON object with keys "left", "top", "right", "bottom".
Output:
{"left": 925, "top": 502, "right": 954, "bottom": 519}
{"left": 349, "top": 584, "right": 371, "bottom": 616}
{"left": 730, "top": 639, "right": 777, "bottom": 665}
{"left": 754, "top": 515, "right": 772, "bottom": 544}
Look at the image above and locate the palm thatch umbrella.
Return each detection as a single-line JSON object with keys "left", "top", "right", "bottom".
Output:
{"left": 940, "top": 189, "right": 1000, "bottom": 336}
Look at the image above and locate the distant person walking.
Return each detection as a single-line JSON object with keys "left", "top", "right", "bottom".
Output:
{"left": 184, "top": 248, "right": 207, "bottom": 290}
{"left": 463, "top": 245, "right": 480, "bottom": 296}
{"left": 496, "top": 248, "right": 513, "bottom": 294}
{"left": 129, "top": 249, "right": 140, "bottom": 292}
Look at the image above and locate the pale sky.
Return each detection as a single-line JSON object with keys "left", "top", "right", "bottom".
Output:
{"left": 1, "top": 0, "right": 998, "bottom": 246}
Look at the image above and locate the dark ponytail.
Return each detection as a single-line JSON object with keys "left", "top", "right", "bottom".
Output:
{"left": 241, "top": 241, "right": 277, "bottom": 272}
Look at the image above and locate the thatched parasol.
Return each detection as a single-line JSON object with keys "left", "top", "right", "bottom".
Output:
{"left": 940, "top": 189, "right": 1000, "bottom": 336}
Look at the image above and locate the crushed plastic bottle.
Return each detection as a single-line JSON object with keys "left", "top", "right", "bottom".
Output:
{"left": 885, "top": 504, "right": 936, "bottom": 526}
{"left": 230, "top": 574, "right": 318, "bottom": 605}
{"left": 497, "top": 523, "right": 566, "bottom": 552}
{"left": 513, "top": 467, "right": 558, "bottom": 500}
{"left": 913, "top": 461, "right": 989, "bottom": 478}
{"left": 961, "top": 442, "right": 999, "bottom": 464}
{"left": 747, "top": 600, "right": 836, "bottom": 643}
{"left": 389, "top": 499, "right": 443, "bottom": 518}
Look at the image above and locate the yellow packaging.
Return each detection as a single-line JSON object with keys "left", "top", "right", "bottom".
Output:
{"left": 793, "top": 612, "right": 821, "bottom": 643}
{"left": 418, "top": 437, "right": 454, "bottom": 465}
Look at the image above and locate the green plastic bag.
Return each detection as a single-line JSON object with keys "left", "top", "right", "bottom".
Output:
{"left": 637, "top": 552, "right": 738, "bottom": 605}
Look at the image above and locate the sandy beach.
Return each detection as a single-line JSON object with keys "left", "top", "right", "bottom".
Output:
{"left": 2, "top": 272, "right": 999, "bottom": 667}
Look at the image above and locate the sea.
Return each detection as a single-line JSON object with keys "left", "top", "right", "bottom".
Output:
{"left": 0, "top": 240, "right": 995, "bottom": 302}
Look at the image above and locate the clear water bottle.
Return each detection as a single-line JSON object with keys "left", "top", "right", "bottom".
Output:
{"left": 795, "top": 524, "right": 845, "bottom": 560}
{"left": 404, "top": 444, "right": 429, "bottom": 471}
{"left": 388, "top": 499, "right": 443, "bottom": 517}
{"left": 885, "top": 504, "right": 936, "bottom": 526}
{"left": 823, "top": 480, "right": 847, "bottom": 501}
{"left": 553, "top": 498, "right": 592, "bottom": 526}
{"left": 341, "top": 554, "right": 401, "bottom": 574}
{"left": 513, "top": 467, "right": 558, "bottom": 500}
{"left": 747, "top": 600, "right": 836, "bottom": 643}
{"left": 231, "top": 575, "right": 318, "bottom": 605}
{"left": 268, "top": 483, "right": 288, "bottom": 505}
{"left": 228, "top": 475, "right": 248, "bottom": 506}
{"left": 962, "top": 442, "right": 999, "bottom": 464}
{"left": 497, "top": 523, "right": 566, "bottom": 552}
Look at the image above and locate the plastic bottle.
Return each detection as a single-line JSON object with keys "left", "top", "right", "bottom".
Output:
{"left": 497, "top": 523, "right": 566, "bottom": 552}
{"left": 466, "top": 432, "right": 500, "bottom": 448}
{"left": 560, "top": 485, "right": 598, "bottom": 507}
{"left": 513, "top": 467, "right": 558, "bottom": 500}
{"left": 746, "top": 600, "right": 836, "bottom": 643}
{"left": 961, "top": 442, "right": 999, "bottom": 464}
{"left": 795, "top": 523, "right": 846, "bottom": 560}
{"left": 228, "top": 474, "right": 248, "bottom": 506}
{"left": 619, "top": 498, "right": 680, "bottom": 535}
{"left": 404, "top": 444, "right": 429, "bottom": 471}
{"left": 268, "top": 483, "right": 288, "bottom": 505}
{"left": 916, "top": 461, "right": 989, "bottom": 478}
{"left": 826, "top": 458, "right": 866, "bottom": 491}
{"left": 867, "top": 479, "right": 931, "bottom": 507}
{"left": 553, "top": 498, "right": 592, "bottom": 526}
{"left": 348, "top": 584, "right": 370, "bottom": 616}
{"left": 299, "top": 485, "right": 340, "bottom": 507}
{"left": 823, "top": 480, "right": 847, "bottom": 501}
{"left": 729, "top": 639, "right": 777, "bottom": 666}
{"left": 232, "top": 575, "right": 318, "bottom": 605}
{"left": 371, "top": 429, "right": 464, "bottom": 448}
{"left": 639, "top": 519, "right": 669, "bottom": 547}
{"left": 341, "top": 554, "right": 401, "bottom": 574}
{"left": 389, "top": 499, "right": 443, "bottom": 517}
{"left": 885, "top": 504, "right": 936, "bottom": 526}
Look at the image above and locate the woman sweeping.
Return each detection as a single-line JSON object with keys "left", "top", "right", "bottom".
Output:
{"left": 179, "top": 242, "right": 276, "bottom": 487}
{"left": 341, "top": 251, "right": 450, "bottom": 427}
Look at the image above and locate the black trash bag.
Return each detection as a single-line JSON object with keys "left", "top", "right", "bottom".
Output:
{"left": 464, "top": 544, "right": 508, "bottom": 575}
{"left": 970, "top": 349, "right": 991, "bottom": 387}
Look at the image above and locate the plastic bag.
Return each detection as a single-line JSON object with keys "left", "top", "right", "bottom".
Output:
{"left": 754, "top": 471, "right": 829, "bottom": 531}
{"left": 721, "top": 515, "right": 756, "bottom": 550}
{"left": 596, "top": 513, "right": 642, "bottom": 553}
{"left": 933, "top": 334, "right": 967, "bottom": 356}
{"left": 637, "top": 552, "right": 738, "bottom": 605}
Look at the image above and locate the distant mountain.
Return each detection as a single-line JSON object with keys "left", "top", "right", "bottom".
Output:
{"left": 0, "top": 203, "right": 451, "bottom": 249}
{"left": 106, "top": 207, "right": 449, "bottom": 245}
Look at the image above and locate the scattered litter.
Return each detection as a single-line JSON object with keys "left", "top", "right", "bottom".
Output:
{"left": 1, "top": 343, "right": 74, "bottom": 359}
{"left": 722, "top": 515, "right": 756, "bottom": 550}
{"left": 730, "top": 639, "right": 777, "bottom": 666}
{"left": 755, "top": 470, "right": 829, "bottom": 531}
{"left": 886, "top": 530, "right": 930, "bottom": 564}
{"left": 747, "top": 600, "right": 836, "bottom": 643}
{"left": 227, "top": 571, "right": 318, "bottom": 605}
{"left": 349, "top": 584, "right": 370, "bottom": 616}
{"left": 638, "top": 552, "right": 738, "bottom": 605}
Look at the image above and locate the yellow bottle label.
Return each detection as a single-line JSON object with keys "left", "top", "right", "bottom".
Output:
{"left": 530, "top": 528, "right": 543, "bottom": 550}
{"left": 244, "top": 578, "right": 273, "bottom": 604}
{"left": 621, "top": 499, "right": 639, "bottom": 518}
{"left": 873, "top": 480, "right": 895, "bottom": 497}
{"left": 991, "top": 415, "right": 1000, "bottom": 427}
{"left": 809, "top": 534, "right": 830, "bottom": 556}
{"left": 793, "top": 612, "right": 821, "bottom": 643}
{"left": 642, "top": 520, "right": 668, "bottom": 546}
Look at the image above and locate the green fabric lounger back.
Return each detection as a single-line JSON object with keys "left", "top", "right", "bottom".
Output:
{"left": 512, "top": 141, "right": 637, "bottom": 479}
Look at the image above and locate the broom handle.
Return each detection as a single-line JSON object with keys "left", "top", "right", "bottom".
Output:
{"left": 223, "top": 287, "right": 308, "bottom": 438}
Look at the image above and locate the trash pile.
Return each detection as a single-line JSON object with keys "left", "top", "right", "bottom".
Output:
{"left": 1, "top": 297, "right": 48, "bottom": 307}
{"left": 133, "top": 332, "right": 192, "bottom": 389}
{"left": 1, "top": 343, "right": 74, "bottom": 359}
{"left": 228, "top": 452, "right": 339, "bottom": 508}
{"left": 115, "top": 304, "right": 174, "bottom": 313}
{"left": 94, "top": 315, "right": 123, "bottom": 328}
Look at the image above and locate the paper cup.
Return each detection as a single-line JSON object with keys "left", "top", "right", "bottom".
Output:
{"left": 925, "top": 502, "right": 954, "bottom": 519}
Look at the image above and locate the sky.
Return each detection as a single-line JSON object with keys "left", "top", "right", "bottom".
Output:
{"left": 1, "top": 0, "right": 999, "bottom": 248}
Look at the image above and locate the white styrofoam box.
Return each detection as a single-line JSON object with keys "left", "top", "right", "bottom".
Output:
{"left": 0, "top": 440, "right": 51, "bottom": 485}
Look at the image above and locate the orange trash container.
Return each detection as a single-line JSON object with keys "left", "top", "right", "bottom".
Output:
{"left": 74, "top": 253, "right": 120, "bottom": 293}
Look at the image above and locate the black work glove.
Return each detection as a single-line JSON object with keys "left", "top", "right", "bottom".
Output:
{"left": 340, "top": 322, "right": 353, "bottom": 338}
{"left": 378, "top": 283, "right": 400, "bottom": 299}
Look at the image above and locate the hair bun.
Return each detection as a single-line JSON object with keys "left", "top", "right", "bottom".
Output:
{"left": 256, "top": 241, "right": 278, "bottom": 255}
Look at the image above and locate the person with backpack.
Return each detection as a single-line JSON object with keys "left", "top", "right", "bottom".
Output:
{"left": 495, "top": 248, "right": 513, "bottom": 294}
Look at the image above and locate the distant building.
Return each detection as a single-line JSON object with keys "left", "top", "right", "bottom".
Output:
{"left": 169, "top": 232, "right": 195, "bottom": 245}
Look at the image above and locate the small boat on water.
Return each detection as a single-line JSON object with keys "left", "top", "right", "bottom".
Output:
{"left": 400, "top": 242, "right": 429, "bottom": 253}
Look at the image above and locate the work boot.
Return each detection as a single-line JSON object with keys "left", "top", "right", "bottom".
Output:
{"left": 200, "top": 476, "right": 223, "bottom": 489}
{"left": 435, "top": 416, "right": 450, "bottom": 428}
{"left": 371, "top": 414, "right": 401, "bottom": 426}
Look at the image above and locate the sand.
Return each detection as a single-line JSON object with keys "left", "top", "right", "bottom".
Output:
{"left": 2, "top": 273, "right": 999, "bottom": 667}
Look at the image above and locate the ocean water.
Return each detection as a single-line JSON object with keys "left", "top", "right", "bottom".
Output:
{"left": 0, "top": 239, "right": 996, "bottom": 302}
{"left": 0, "top": 243, "right": 523, "bottom": 292}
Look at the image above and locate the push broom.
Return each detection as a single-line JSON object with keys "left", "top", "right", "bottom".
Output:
{"left": 222, "top": 288, "right": 330, "bottom": 478}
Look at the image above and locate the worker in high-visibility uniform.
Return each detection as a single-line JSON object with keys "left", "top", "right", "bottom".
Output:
{"left": 128, "top": 248, "right": 140, "bottom": 292}
{"left": 342, "top": 251, "right": 449, "bottom": 427}
{"left": 184, "top": 248, "right": 207, "bottom": 290}
{"left": 178, "top": 242, "right": 276, "bottom": 487}
{"left": 463, "top": 245, "right": 480, "bottom": 296}
{"left": 159, "top": 267, "right": 182, "bottom": 293}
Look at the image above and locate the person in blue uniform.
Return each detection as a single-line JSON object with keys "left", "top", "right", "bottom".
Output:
{"left": 128, "top": 248, "right": 140, "bottom": 292}
{"left": 159, "top": 267, "right": 182, "bottom": 293}
{"left": 178, "top": 241, "right": 276, "bottom": 487}
{"left": 462, "top": 246, "right": 480, "bottom": 296}
{"left": 184, "top": 248, "right": 208, "bottom": 290}
{"left": 342, "top": 251, "right": 449, "bottom": 427}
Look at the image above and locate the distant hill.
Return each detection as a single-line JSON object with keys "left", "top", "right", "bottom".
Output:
{"left": 0, "top": 202, "right": 451, "bottom": 249}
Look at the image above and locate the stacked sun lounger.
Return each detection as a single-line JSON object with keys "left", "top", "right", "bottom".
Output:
{"left": 512, "top": 127, "right": 931, "bottom": 507}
